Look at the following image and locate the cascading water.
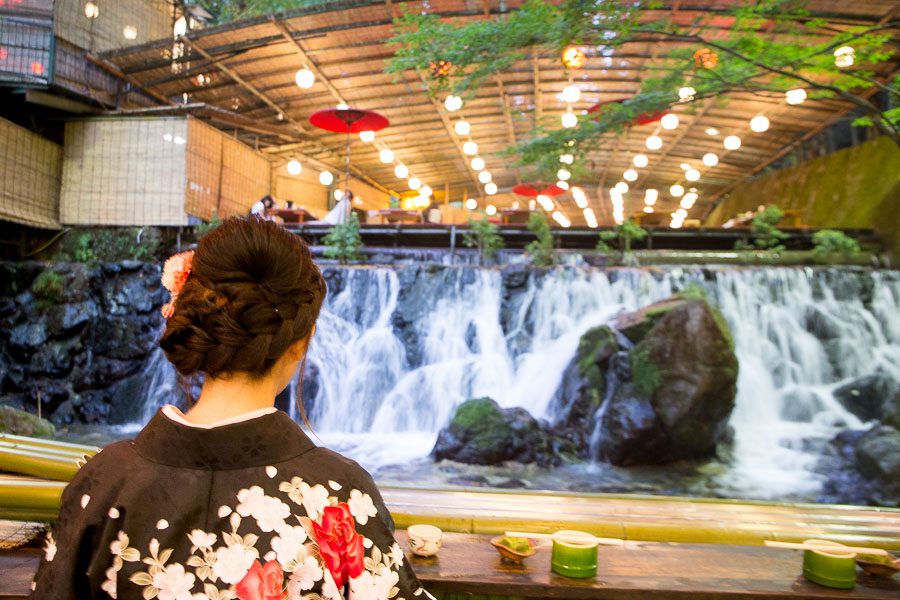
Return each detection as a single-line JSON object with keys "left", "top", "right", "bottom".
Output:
{"left": 134, "top": 265, "right": 900, "bottom": 502}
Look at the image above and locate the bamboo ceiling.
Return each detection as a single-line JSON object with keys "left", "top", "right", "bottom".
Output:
{"left": 100, "top": 0, "right": 899, "bottom": 225}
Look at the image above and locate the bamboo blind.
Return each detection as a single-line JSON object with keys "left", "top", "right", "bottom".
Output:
{"left": 53, "top": 0, "right": 173, "bottom": 54}
{"left": 273, "top": 170, "right": 329, "bottom": 217}
{"left": 60, "top": 118, "right": 187, "bottom": 226}
{"left": 185, "top": 118, "right": 223, "bottom": 222}
{"left": 0, "top": 117, "right": 62, "bottom": 229}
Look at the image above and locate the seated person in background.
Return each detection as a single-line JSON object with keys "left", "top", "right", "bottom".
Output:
{"left": 250, "top": 195, "right": 276, "bottom": 219}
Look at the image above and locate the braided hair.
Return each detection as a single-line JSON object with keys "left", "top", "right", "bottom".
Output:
{"left": 159, "top": 217, "right": 325, "bottom": 380}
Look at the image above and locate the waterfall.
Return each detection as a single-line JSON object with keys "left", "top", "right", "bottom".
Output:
{"left": 133, "top": 265, "right": 900, "bottom": 500}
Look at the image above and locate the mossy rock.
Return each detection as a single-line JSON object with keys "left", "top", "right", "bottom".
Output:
{"left": 0, "top": 406, "right": 55, "bottom": 438}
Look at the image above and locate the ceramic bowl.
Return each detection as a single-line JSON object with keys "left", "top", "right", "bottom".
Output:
{"left": 407, "top": 524, "right": 442, "bottom": 557}
{"left": 856, "top": 554, "right": 900, "bottom": 578}
{"left": 802, "top": 539, "right": 857, "bottom": 589}
{"left": 490, "top": 536, "right": 537, "bottom": 565}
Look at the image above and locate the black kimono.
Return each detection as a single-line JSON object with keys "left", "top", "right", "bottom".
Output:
{"left": 31, "top": 409, "right": 429, "bottom": 600}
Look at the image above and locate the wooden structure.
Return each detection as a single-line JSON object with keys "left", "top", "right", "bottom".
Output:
{"left": 2, "top": 532, "right": 899, "bottom": 599}
{"left": 59, "top": 116, "right": 271, "bottom": 226}
{"left": 92, "top": 1, "right": 898, "bottom": 226}
{"left": 0, "top": 117, "right": 62, "bottom": 229}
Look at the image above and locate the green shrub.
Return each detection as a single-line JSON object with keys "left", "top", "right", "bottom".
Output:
{"left": 322, "top": 213, "right": 364, "bottom": 264}
{"left": 597, "top": 220, "right": 648, "bottom": 265}
{"left": 32, "top": 270, "right": 63, "bottom": 303}
{"left": 812, "top": 229, "right": 861, "bottom": 259}
{"left": 735, "top": 205, "right": 788, "bottom": 253}
{"left": 196, "top": 211, "right": 223, "bottom": 238}
{"left": 525, "top": 211, "right": 555, "bottom": 267}
{"left": 72, "top": 233, "right": 95, "bottom": 262}
{"left": 57, "top": 228, "right": 160, "bottom": 262}
{"left": 463, "top": 215, "right": 504, "bottom": 265}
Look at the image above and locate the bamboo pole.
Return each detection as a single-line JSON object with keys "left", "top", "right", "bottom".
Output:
{"left": 0, "top": 434, "right": 98, "bottom": 455}
{"left": 0, "top": 447, "right": 81, "bottom": 481}
{"left": 0, "top": 478, "right": 65, "bottom": 521}
{"left": 0, "top": 440, "right": 92, "bottom": 460}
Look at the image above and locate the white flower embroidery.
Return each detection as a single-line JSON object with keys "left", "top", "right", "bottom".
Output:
{"left": 235, "top": 486, "right": 291, "bottom": 533}
{"left": 266, "top": 466, "right": 277, "bottom": 478}
{"left": 300, "top": 482, "right": 330, "bottom": 521}
{"left": 320, "top": 571, "right": 343, "bottom": 600}
{"left": 349, "top": 569, "right": 399, "bottom": 600}
{"left": 271, "top": 525, "right": 308, "bottom": 567}
{"left": 101, "top": 566, "right": 118, "bottom": 598}
{"left": 286, "top": 553, "right": 324, "bottom": 595}
{"left": 152, "top": 563, "right": 196, "bottom": 600}
{"left": 187, "top": 529, "right": 217, "bottom": 551}
{"left": 44, "top": 531, "right": 56, "bottom": 562}
{"left": 278, "top": 477, "right": 304, "bottom": 505}
{"left": 80, "top": 494, "right": 91, "bottom": 509}
{"left": 389, "top": 542, "right": 405, "bottom": 568}
{"left": 347, "top": 489, "right": 378, "bottom": 526}
{"left": 212, "top": 543, "right": 257, "bottom": 585}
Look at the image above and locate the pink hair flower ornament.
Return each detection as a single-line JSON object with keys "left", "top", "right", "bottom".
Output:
{"left": 160, "top": 250, "right": 194, "bottom": 318}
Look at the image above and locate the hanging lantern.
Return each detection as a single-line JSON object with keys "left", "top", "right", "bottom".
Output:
{"left": 693, "top": 48, "right": 718, "bottom": 69}
{"left": 394, "top": 164, "right": 409, "bottom": 178}
{"left": 286, "top": 160, "right": 302, "bottom": 176}
{"left": 429, "top": 59, "right": 453, "bottom": 80}
{"left": 470, "top": 157, "right": 485, "bottom": 171}
{"left": 561, "top": 112, "right": 578, "bottom": 128}
{"left": 379, "top": 149, "right": 394, "bottom": 163}
{"left": 833, "top": 46, "right": 854, "bottom": 68}
{"left": 562, "top": 46, "right": 586, "bottom": 69}
{"left": 785, "top": 88, "right": 807, "bottom": 105}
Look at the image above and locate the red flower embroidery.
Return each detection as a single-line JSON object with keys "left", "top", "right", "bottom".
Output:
{"left": 311, "top": 502, "right": 365, "bottom": 589}
{"left": 236, "top": 559, "right": 285, "bottom": 600}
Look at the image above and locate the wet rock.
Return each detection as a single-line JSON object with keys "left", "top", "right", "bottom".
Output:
{"left": 0, "top": 405, "right": 55, "bottom": 437}
{"left": 432, "top": 398, "right": 559, "bottom": 466}
{"left": 46, "top": 301, "right": 98, "bottom": 337}
{"left": 596, "top": 298, "right": 738, "bottom": 465}
{"left": 549, "top": 325, "right": 618, "bottom": 447}
{"left": 494, "top": 478, "right": 529, "bottom": 489}
{"left": 368, "top": 253, "right": 395, "bottom": 265}
{"left": 833, "top": 373, "right": 898, "bottom": 422}
{"left": 28, "top": 340, "right": 78, "bottom": 377}
{"left": 855, "top": 425, "right": 900, "bottom": 482}
{"left": 447, "top": 474, "right": 490, "bottom": 487}
{"left": 779, "top": 388, "right": 825, "bottom": 422}
{"left": 9, "top": 322, "right": 48, "bottom": 353}
{"left": 817, "top": 427, "right": 900, "bottom": 507}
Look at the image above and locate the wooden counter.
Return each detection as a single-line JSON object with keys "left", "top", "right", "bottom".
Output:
{"left": 3, "top": 533, "right": 898, "bottom": 599}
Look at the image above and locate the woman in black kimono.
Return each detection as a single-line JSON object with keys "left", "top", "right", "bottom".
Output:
{"left": 31, "top": 217, "right": 430, "bottom": 600}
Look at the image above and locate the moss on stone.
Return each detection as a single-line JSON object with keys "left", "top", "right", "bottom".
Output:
{"left": 576, "top": 325, "right": 616, "bottom": 391}
{"left": 0, "top": 406, "right": 55, "bottom": 438}
{"left": 630, "top": 342, "right": 662, "bottom": 397}
{"left": 675, "top": 287, "right": 735, "bottom": 354}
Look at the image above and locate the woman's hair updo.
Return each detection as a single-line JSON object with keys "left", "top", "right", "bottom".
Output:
{"left": 159, "top": 217, "right": 325, "bottom": 379}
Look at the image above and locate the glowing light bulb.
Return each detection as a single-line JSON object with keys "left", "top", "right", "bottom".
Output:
{"left": 420, "top": 185, "right": 433, "bottom": 197}
{"left": 84, "top": 1, "right": 99, "bottom": 18}
{"left": 486, "top": 204, "right": 497, "bottom": 216}
{"left": 336, "top": 103, "right": 349, "bottom": 110}
{"left": 681, "top": 192, "right": 698, "bottom": 207}
{"left": 785, "top": 88, "right": 807, "bottom": 105}
{"left": 615, "top": 181, "right": 629, "bottom": 194}
{"left": 319, "top": 171, "right": 333, "bottom": 186}
{"left": 623, "top": 169, "right": 638, "bottom": 182}
{"left": 560, "top": 154, "right": 574, "bottom": 165}
{"left": 645, "top": 135, "right": 662, "bottom": 150}
{"left": 834, "top": 46, "right": 854, "bottom": 68}
{"left": 702, "top": 152, "right": 719, "bottom": 167}
{"left": 678, "top": 86, "right": 696, "bottom": 102}
{"left": 643, "top": 206, "right": 654, "bottom": 213}
{"left": 561, "top": 112, "right": 578, "bottom": 128}
{"left": 408, "top": 177, "right": 422, "bottom": 191}
{"left": 465, "top": 198, "right": 477, "bottom": 210}
{"left": 705, "top": 127, "right": 719, "bottom": 136}
{"left": 454, "top": 120, "right": 471, "bottom": 136}
{"left": 670, "top": 184, "right": 684, "bottom": 197}
{"left": 359, "top": 130, "right": 375, "bottom": 142}
{"left": 660, "top": 113, "right": 679, "bottom": 130}
{"left": 572, "top": 187, "right": 587, "bottom": 208}
{"left": 685, "top": 168, "right": 701, "bottom": 182}
{"left": 379, "top": 149, "right": 394, "bottom": 163}
{"left": 750, "top": 115, "right": 770, "bottom": 133}
{"left": 333, "top": 189, "right": 344, "bottom": 201}
{"left": 295, "top": 68, "right": 315, "bottom": 89}
{"left": 286, "top": 160, "right": 302, "bottom": 176}
{"left": 463, "top": 141, "right": 478, "bottom": 155}
{"left": 394, "top": 164, "right": 409, "bottom": 178}
{"left": 556, "top": 181, "right": 570, "bottom": 190}
{"left": 633, "top": 154, "right": 649, "bottom": 168}
{"left": 485, "top": 182, "right": 498, "bottom": 195}
{"left": 557, "top": 168, "right": 571, "bottom": 181}
{"left": 479, "top": 170, "right": 492, "bottom": 183}
{"left": 561, "top": 84, "right": 581, "bottom": 103}
{"left": 537, "top": 195, "right": 553, "bottom": 210}
{"left": 470, "top": 157, "right": 485, "bottom": 171}
{"left": 123, "top": 25, "right": 138, "bottom": 40}
{"left": 644, "top": 189, "right": 658, "bottom": 205}
{"left": 723, "top": 135, "right": 741, "bottom": 150}
{"left": 444, "top": 95, "right": 463, "bottom": 112}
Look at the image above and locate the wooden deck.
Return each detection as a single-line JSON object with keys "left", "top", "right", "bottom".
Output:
{"left": 2, "top": 533, "right": 898, "bottom": 599}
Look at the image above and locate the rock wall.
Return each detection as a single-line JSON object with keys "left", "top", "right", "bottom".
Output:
{"left": 0, "top": 261, "right": 167, "bottom": 423}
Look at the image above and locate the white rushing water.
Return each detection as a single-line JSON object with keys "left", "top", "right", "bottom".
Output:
{"left": 135, "top": 266, "right": 900, "bottom": 501}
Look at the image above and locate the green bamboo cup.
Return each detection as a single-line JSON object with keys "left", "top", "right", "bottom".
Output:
{"left": 551, "top": 530, "right": 598, "bottom": 578}
{"left": 802, "top": 539, "right": 857, "bottom": 589}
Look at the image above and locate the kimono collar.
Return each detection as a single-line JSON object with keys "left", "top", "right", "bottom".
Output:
{"left": 133, "top": 408, "right": 317, "bottom": 470}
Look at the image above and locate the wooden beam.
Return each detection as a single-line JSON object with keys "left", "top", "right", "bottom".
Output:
{"left": 532, "top": 54, "right": 542, "bottom": 125}
{"left": 269, "top": 16, "right": 348, "bottom": 106}
{"left": 495, "top": 76, "right": 521, "bottom": 185}
{"left": 85, "top": 53, "right": 175, "bottom": 107}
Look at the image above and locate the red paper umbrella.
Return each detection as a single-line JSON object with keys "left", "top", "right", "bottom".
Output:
{"left": 588, "top": 99, "right": 666, "bottom": 126}
{"left": 513, "top": 183, "right": 567, "bottom": 197}
{"left": 309, "top": 108, "right": 389, "bottom": 133}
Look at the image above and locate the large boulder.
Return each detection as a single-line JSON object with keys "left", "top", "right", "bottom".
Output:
{"left": 819, "top": 425, "right": 900, "bottom": 507}
{"left": 832, "top": 373, "right": 898, "bottom": 422}
{"left": 431, "top": 398, "right": 561, "bottom": 466}
{"left": 595, "top": 298, "right": 738, "bottom": 465}
{"left": 0, "top": 406, "right": 55, "bottom": 438}
{"left": 855, "top": 425, "right": 900, "bottom": 483}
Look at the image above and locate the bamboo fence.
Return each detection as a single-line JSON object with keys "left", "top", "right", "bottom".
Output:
{"left": 0, "top": 117, "right": 62, "bottom": 229}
